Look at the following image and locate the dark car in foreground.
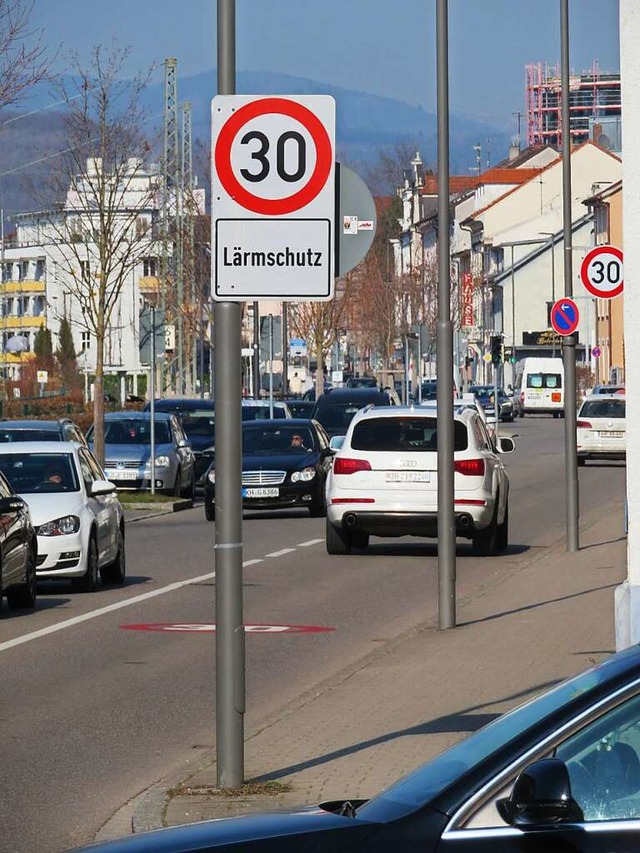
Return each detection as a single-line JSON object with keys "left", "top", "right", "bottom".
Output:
{"left": 203, "top": 418, "right": 333, "bottom": 520}
{"left": 73, "top": 642, "right": 640, "bottom": 851}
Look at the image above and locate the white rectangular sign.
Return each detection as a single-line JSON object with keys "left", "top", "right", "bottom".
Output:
{"left": 211, "top": 94, "right": 335, "bottom": 301}
{"left": 215, "top": 219, "right": 331, "bottom": 300}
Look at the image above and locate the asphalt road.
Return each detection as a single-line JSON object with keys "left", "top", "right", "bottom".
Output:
{"left": 0, "top": 415, "right": 626, "bottom": 853}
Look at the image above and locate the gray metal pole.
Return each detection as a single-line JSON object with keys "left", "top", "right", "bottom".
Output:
{"left": 436, "top": 0, "right": 456, "bottom": 628}
{"left": 150, "top": 306, "right": 156, "bottom": 496}
{"left": 282, "top": 303, "right": 288, "bottom": 398}
{"left": 561, "top": 0, "right": 579, "bottom": 552}
{"left": 404, "top": 336, "right": 410, "bottom": 404}
{"left": 215, "top": 0, "right": 245, "bottom": 789}
{"left": 252, "top": 301, "right": 260, "bottom": 398}
{"left": 268, "top": 314, "right": 274, "bottom": 417}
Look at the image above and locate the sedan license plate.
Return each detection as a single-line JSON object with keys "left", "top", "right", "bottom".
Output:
{"left": 105, "top": 469, "right": 137, "bottom": 481}
{"left": 385, "top": 471, "right": 430, "bottom": 483}
{"left": 598, "top": 431, "right": 624, "bottom": 439}
{"left": 242, "top": 487, "right": 279, "bottom": 498}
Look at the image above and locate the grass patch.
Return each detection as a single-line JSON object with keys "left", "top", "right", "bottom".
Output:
{"left": 116, "top": 491, "right": 176, "bottom": 504}
{"left": 170, "top": 780, "right": 293, "bottom": 798}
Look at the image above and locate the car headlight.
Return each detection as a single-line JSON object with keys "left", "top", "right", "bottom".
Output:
{"left": 36, "top": 515, "right": 80, "bottom": 536}
{"left": 291, "top": 467, "right": 316, "bottom": 483}
{"left": 154, "top": 455, "right": 171, "bottom": 467}
{"left": 207, "top": 469, "right": 216, "bottom": 484}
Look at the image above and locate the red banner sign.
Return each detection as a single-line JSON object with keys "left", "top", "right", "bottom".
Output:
{"left": 461, "top": 272, "right": 474, "bottom": 327}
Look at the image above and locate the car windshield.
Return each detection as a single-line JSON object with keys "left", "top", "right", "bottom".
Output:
{"left": 0, "top": 429, "right": 61, "bottom": 442}
{"left": 359, "top": 646, "right": 640, "bottom": 818}
{"left": 179, "top": 411, "right": 215, "bottom": 438}
{"left": 470, "top": 386, "right": 506, "bottom": 398}
{"left": 0, "top": 452, "right": 79, "bottom": 493}
{"left": 351, "top": 417, "right": 468, "bottom": 452}
{"left": 102, "top": 420, "right": 172, "bottom": 444}
{"left": 579, "top": 399, "right": 626, "bottom": 419}
{"left": 314, "top": 403, "right": 367, "bottom": 430}
{"left": 243, "top": 425, "right": 315, "bottom": 453}
{"left": 242, "top": 405, "right": 288, "bottom": 421}
{"left": 286, "top": 402, "right": 314, "bottom": 418}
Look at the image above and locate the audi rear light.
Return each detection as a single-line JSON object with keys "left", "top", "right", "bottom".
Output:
{"left": 333, "top": 457, "right": 372, "bottom": 475}
{"left": 454, "top": 458, "right": 485, "bottom": 476}
{"left": 576, "top": 420, "right": 592, "bottom": 428}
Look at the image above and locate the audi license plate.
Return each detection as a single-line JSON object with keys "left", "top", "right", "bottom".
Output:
{"left": 105, "top": 469, "right": 137, "bottom": 481}
{"left": 599, "top": 431, "right": 624, "bottom": 439}
{"left": 386, "top": 471, "right": 430, "bottom": 483}
{"left": 243, "top": 487, "right": 279, "bottom": 498}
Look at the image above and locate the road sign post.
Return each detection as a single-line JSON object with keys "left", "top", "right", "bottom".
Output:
{"left": 211, "top": 95, "right": 335, "bottom": 301}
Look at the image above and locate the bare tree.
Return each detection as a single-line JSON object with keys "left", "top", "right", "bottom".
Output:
{"left": 0, "top": 0, "right": 51, "bottom": 110}
{"left": 289, "top": 277, "right": 354, "bottom": 399}
{"left": 34, "top": 45, "right": 155, "bottom": 463}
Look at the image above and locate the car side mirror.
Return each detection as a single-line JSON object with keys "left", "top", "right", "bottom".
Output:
{"left": 0, "top": 495, "right": 26, "bottom": 513}
{"left": 177, "top": 438, "right": 188, "bottom": 448}
{"left": 91, "top": 479, "right": 117, "bottom": 496}
{"left": 496, "top": 436, "right": 515, "bottom": 453}
{"left": 497, "top": 759, "right": 583, "bottom": 827}
{"left": 329, "top": 436, "right": 344, "bottom": 452}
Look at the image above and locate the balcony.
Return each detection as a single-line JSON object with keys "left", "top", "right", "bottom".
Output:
{"left": 0, "top": 280, "right": 46, "bottom": 293}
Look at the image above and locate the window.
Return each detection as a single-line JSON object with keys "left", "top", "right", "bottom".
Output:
{"left": 142, "top": 256, "right": 157, "bottom": 277}
{"left": 351, "top": 417, "right": 469, "bottom": 452}
{"left": 81, "top": 331, "right": 91, "bottom": 350}
{"left": 527, "top": 372, "right": 562, "bottom": 389}
{"left": 80, "top": 260, "right": 90, "bottom": 283}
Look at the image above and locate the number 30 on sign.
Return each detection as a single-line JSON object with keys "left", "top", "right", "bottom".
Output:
{"left": 580, "top": 245, "right": 624, "bottom": 299}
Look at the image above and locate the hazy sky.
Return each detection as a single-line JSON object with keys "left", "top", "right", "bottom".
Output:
{"left": 33, "top": 0, "right": 620, "bottom": 130}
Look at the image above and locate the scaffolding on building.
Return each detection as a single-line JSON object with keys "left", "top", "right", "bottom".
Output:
{"left": 525, "top": 61, "right": 621, "bottom": 149}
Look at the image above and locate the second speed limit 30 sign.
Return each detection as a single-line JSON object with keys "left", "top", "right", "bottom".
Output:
{"left": 580, "top": 244, "right": 624, "bottom": 299}
{"left": 211, "top": 95, "right": 335, "bottom": 301}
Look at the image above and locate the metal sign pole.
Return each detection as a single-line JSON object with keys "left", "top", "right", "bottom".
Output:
{"left": 215, "top": 0, "right": 245, "bottom": 789}
{"left": 150, "top": 305, "right": 156, "bottom": 495}
{"left": 436, "top": 0, "right": 456, "bottom": 628}
{"left": 561, "top": 0, "right": 579, "bottom": 552}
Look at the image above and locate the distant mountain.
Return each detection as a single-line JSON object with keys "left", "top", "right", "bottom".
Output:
{"left": 0, "top": 70, "right": 511, "bottom": 219}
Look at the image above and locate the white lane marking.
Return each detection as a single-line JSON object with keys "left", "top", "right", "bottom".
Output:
{"left": 0, "top": 537, "right": 325, "bottom": 654}
{"left": 0, "top": 570, "right": 216, "bottom": 654}
{"left": 298, "top": 539, "right": 323, "bottom": 547}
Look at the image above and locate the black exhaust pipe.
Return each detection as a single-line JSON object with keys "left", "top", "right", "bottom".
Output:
{"left": 344, "top": 513, "right": 357, "bottom": 527}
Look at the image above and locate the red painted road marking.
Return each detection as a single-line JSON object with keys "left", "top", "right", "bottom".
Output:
{"left": 121, "top": 623, "right": 335, "bottom": 634}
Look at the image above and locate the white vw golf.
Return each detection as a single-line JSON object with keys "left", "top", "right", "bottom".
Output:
{"left": 325, "top": 405, "right": 515, "bottom": 556}
{"left": 0, "top": 442, "right": 125, "bottom": 591}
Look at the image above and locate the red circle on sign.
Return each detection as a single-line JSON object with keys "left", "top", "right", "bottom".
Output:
{"left": 580, "top": 245, "right": 624, "bottom": 299}
{"left": 214, "top": 98, "right": 333, "bottom": 215}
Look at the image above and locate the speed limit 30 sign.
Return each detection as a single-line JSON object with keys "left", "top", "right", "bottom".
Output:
{"left": 580, "top": 244, "right": 624, "bottom": 299}
{"left": 211, "top": 95, "right": 335, "bottom": 301}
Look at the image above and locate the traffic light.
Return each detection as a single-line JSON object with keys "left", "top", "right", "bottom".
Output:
{"left": 490, "top": 335, "right": 503, "bottom": 364}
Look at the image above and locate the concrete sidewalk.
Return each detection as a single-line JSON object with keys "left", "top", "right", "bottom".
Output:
{"left": 96, "top": 498, "right": 627, "bottom": 842}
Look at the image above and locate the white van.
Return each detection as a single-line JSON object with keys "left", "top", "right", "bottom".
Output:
{"left": 515, "top": 357, "right": 564, "bottom": 417}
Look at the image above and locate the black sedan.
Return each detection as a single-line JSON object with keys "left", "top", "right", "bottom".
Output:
{"left": 0, "top": 468, "right": 37, "bottom": 611}
{"left": 469, "top": 385, "right": 516, "bottom": 422}
{"left": 73, "top": 643, "right": 640, "bottom": 851}
{"left": 203, "top": 419, "right": 333, "bottom": 520}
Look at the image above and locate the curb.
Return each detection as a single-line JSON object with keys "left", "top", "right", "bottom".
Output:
{"left": 123, "top": 499, "right": 195, "bottom": 522}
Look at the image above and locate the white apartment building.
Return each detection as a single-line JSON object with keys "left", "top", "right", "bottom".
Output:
{"left": 1, "top": 157, "right": 205, "bottom": 394}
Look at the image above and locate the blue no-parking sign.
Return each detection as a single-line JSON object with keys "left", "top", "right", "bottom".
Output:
{"left": 550, "top": 298, "right": 580, "bottom": 336}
